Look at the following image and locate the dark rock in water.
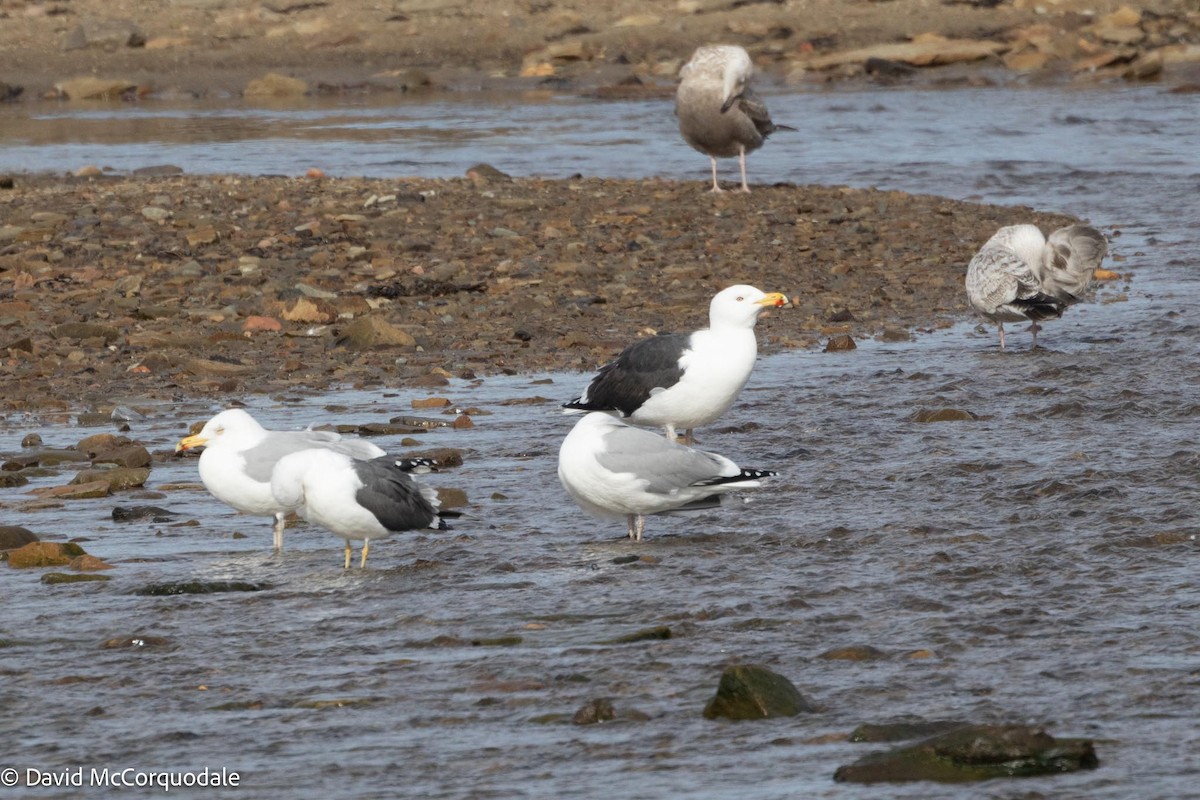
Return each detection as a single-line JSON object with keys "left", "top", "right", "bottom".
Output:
{"left": 42, "top": 572, "right": 111, "bottom": 585}
{"left": 113, "top": 506, "right": 180, "bottom": 523}
{"left": 572, "top": 697, "right": 616, "bottom": 725}
{"left": 21, "top": 433, "right": 42, "bottom": 447}
{"left": 0, "top": 472, "right": 29, "bottom": 488}
{"left": 850, "top": 719, "right": 972, "bottom": 743}
{"left": 833, "top": 723, "right": 1099, "bottom": 783}
{"left": 824, "top": 334, "right": 857, "bottom": 352}
{"left": 0, "top": 525, "right": 39, "bottom": 550}
{"left": 609, "top": 625, "right": 671, "bottom": 644}
{"left": 703, "top": 664, "right": 816, "bottom": 721}
{"left": 70, "top": 467, "right": 150, "bottom": 491}
{"left": 6, "top": 541, "right": 87, "bottom": 568}
{"left": 819, "top": 644, "right": 889, "bottom": 661}
{"left": 134, "top": 581, "right": 271, "bottom": 596}
{"left": 911, "top": 408, "right": 978, "bottom": 423}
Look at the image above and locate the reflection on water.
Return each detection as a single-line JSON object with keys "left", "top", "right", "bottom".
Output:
{"left": 1, "top": 86, "right": 1199, "bottom": 798}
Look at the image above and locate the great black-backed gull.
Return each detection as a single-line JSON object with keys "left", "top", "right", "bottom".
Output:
{"left": 966, "top": 223, "right": 1108, "bottom": 349}
{"left": 557, "top": 412, "right": 776, "bottom": 541}
{"left": 175, "top": 408, "right": 385, "bottom": 550}
{"left": 270, "top": 450, "right": 454, "bottom": 568}
{"left": 563, "top": 284, "right": 787, "bottom": 444}
{"left": 676, "top": 44, "right": 794, "bottom": 193}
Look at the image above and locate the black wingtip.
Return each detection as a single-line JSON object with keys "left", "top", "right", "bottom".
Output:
{"left": 394, "top": 457, "right": 440, "bottom": 473}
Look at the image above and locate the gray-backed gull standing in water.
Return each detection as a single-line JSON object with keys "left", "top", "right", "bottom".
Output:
{"left": 966, "top": 223, "right": 1108, "bottom": 349}
{"left": 270, "top": 450, "right": 454, "bottom": 568}
{"left": 562, "top": 285, "right": 788, "bottom": 445}
{"left": 175, "top": 408, "right": 385, "bottom": 551}
{"left": 675, "top": 44, "right": 794, "bottom": 193}
{"left": 558, "top": 412, "right": 776, "bottom": 541}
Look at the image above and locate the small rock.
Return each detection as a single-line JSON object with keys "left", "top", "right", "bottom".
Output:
{"left": 6, "top": 541, "right": 87, "bottom": 569}
{"left": 466, "top": 163, "right": 511, "bottom": 184}
{"left": 244, "top": 72, "right": 308, "bottom": 98}
{"left": 134, "top": 581, "right": 271, "bottom": 596}
{"left": 819, "top": 645, "right": 888, "bottom": 661}
{"left": 281, "top": 297, "right": 337, "bottom": 324}
{"left": 610, "top": 625, "right": 672, "bottom": 644}
{"left": 89, "top": 444, "right": 152, "bottom": 469}
{"left": 572, "top": 697, "right": 616, "bottom": 725}
{"left": 70, "top": 468, "right": 150, "bottom": 491}
{"left": 141, "top": 206, "right": 172, "bottom": 222}
{"left": 42, "top": 572, "right": 111, "bottom": 585}
{"left": 20, "top": 433, "right": 42, "bottom": 447}
{"left": 850, "top": 720, "right": 970, "bottom": 743}
{"left": 412, "top": 397, "right": 452, "bottom": 409}
{"left": 243, "top": 315, "right": 283, "bottom": 332}
{"left": 54, "top": 77, "right": 137, "bottom": 101}
{"left": 112, "top": 506, "right": 179, "bottom": 523}
{"left": 69, "top": 555, "right": 114, "bottom": 571}
{"left": 0, "top": 525, "right": 39, "bottom": 550}
{"left": 834, "top": 724, "right": 1099, "bottom": 783}
{"left": 824, "top": 334, "right": 857, "bottom": 352}
{"left": 35, "top": 480, "right": 111, "bottom": 499}
{"left": 910, "top": 408, "right": 977, "bottom": 423}
{"left": 336, "top": 316, "right": 417, "bottom": 350}
{"left": 703, "top": 664, "right": 816, "bottom": 721}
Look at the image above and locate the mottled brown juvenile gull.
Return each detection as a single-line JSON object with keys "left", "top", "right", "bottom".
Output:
{"left": 966, "top": 223, "right": 1108, "bottom": 349}
{"left": 175, "top": 408, "right": 386, "bottom": 551}
{"left": 558, "top": 412, "right": 776, "bottom": 541}
{"left": 675, "top": 44, "right": 794, "bottom": 193}
{"left": 270, "top": 450, "right": 454, "bottom": 569}
{"left": 562, "top": 285, "right": 788, "bottom": 445}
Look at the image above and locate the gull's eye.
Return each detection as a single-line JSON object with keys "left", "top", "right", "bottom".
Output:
{"left": 736, "top": 295, "right": 745, "bottom": 302}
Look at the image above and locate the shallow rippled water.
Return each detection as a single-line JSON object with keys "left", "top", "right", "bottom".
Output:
{"left": 2, "top": 86, "right": 1199, "bottom": 798}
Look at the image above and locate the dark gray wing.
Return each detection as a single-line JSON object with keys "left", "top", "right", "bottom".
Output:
{"left": 737, "top": 87, "right": 794, "bottom": 138}
{"left": 563, "top": 333, "right": 690, "bottom": 417}
{"left": 351, "top": 457, "right": 446, "bottom": 532}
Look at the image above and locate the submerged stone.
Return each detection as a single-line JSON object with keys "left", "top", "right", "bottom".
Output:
{"left": 42, "top": 572, "right": 111, "bottom": 585}
{"left": 135, "top": 581, "right": 271, "bottom": 596}
{"left": 112, "top": 505, "right": 179, "bottom": 523}
{"left": 702, "top": 664, "right": 816, "bottom": 721}
{"left": 572, "top": 697, "right": 616, "bottom": 725}
{"left": 609, "top": 625, "right": 671, "bottom": 644}
{"left": 849, "top": 719, "right": 972, "bottom": 743}
{"left": 833, "top": 723, "right": 1099, "bottom": 783}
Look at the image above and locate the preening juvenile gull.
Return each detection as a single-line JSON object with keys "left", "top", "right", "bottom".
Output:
{"left": 558, "top": 412, "right": 776, "bottom": 541}
{"left": 563, "top": 284, "right": 788, "bottom": 445}
{"left": 676, "top": 44, "right": 795, "bottom": 193}
{"left": 270, "top": 450, "right": 454, "bottom": 568}
{"left": 175, "top": 408, "right": 385, "bottom": 551}
{"left": 966, "top": 223, "right": 1108, "bottom": 349}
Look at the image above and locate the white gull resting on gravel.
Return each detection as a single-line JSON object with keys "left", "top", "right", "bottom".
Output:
{"left": 562, "top": 284, "right": 788, "bottom": 445}
{"left": 175, "top": 408, "right": 385, "bottom": 551}
{"left": 966, "top": 223, "right": 1108, "bottom": 349}
{"left": 270, "top": 449, "right": 454, "bottom": 569}
{"left": 675, "top": 44, "right": 795, "bottom": 193}
{"left": 558, "top": 412, "right": 776, "bottom": 541}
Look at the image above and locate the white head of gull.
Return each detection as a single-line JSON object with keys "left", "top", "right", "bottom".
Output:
{"left": 270, "top": 449, "right": 452, "bottom": 569}
{"left": 558, "top": 412, "right": 776, "bottom": 541}
{"left": 563, "top": 284, "right": 788, "bottom": 445}
{"left": 175, "top": 408, "right": 385, "bottom": 551}
{"left": 966, "top": 223, "right": 1108, "bottom": 349}
{"left": 675, "top": 44, "right": 795, "bottom": 193}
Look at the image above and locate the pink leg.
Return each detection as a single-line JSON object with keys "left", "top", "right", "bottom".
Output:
{"left": 708, "top": 157, "right": 723, "bottom": 193}
{"left": 737, "top": 147, "right": 750, "bottom": 193}
{"left": 998, "top": 323, "right": 1006, "bottom": 350}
